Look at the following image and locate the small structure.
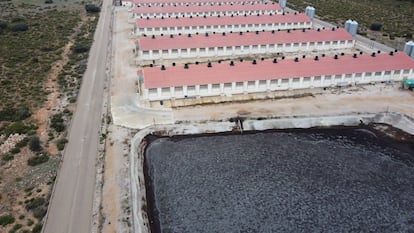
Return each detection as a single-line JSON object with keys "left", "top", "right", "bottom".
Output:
{"left": 134, "top": 13, "right": 311, "bottom": 36}
{"left": 344, "top": 19, "right": 358, "bottom": 36}
{"left": 305, "top": 6, "right": 315, "bottom": 19}
{"left": 134, "top": 0, "right": 263, "bottom": 6}
{"left": 279, "top": 0, "right": 286, "bottom": 8}
{"left": 132, "top": 2, "right": 283, "bottom": 18}
{"left": 403, "top": 41, "right": 414, "bottom": 58}
{"left": 138, "top": 52, "right": 414, "bottom": 105}
{"left": 135, "top": 28, "right": 354, "bottom": 63}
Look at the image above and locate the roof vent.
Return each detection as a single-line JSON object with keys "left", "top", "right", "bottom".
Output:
{"left": 278, "top": 29, "right": 281, "bottom": 31}
{"left": 302, "top": 55, "right": 306, "bottom": 59}
{"left": 282, "top": 56, "right": 285, "bottom": 59}
{"left": 360, "top": 51, "right": 363, "bottom": 55}
{"left": 257, "top": 13, "right": 260, "bottom": 16}
{"left": 271, "top": 30, "right": 275, "bottom": 34}
{"left": 389, "top": 51, "right": 394, "bottom": 56}
{"left": 175, "top": 16, "right": 178, "bottom": 19}
{"left": 371, "top": 52, "right": 376, "bottom": 57}
{"left": 149, "top": 64, "right": 153, "bottom": 67}
{"left": 302, "top": 28, "right": 306, "bottom": 32}
{"left": 207, "top": 62, "right": 212, "bottom": 68}
{"left": 143, "top": 34, "right": 147, "bottom": 37}
{"left": 205, "top": 32, "right": 208, "bottom": 37}
{"left": 240, "top": 58, "right": 243, "bottom": 62}
{"left": 239, "top": 31, "right": 243, "bottom": 35}
{"left": 222, "top": 32, "right": 226, "bottom": 36}
{"left": 213, "top": 32, "right": 216, "bottom": 34}
{"left": 332, "top": 27, "right": 335, "bottom": 31}
{"left": 229, "top": 61, "right": 235, "bottom": 66}
{"left": 190, "top": 15, "right": 192, "bottom": 18}
{"left": 287, "top": 29, "right": 290, "bottom": 33}
{"left": 152, "top": 35, "right": 155, "bottom": 39}
{"left": 203, "top": 15, "right": 206, "bottom": 18}
{"left": 282, "top": 12, "right": 285, "bottom": 15}
{"left": 231, "top": 14, "right": 234, "bottom": 17}
{"left": 160, "top": 33, "right": 164, "bottom": 36}
{"left": 161, "top": 65, "right": 166, "bottom": 70}
{"left": 322, "top": 54, "right": 325, "bottom": 57}
{"left": 252, "top": 60, "right": 257, "bottom": 65}
{"left": 218, "top": 15, "right": 220, "bottom": 18}
{"left": 146, "top": 16, "right": 149, "bottom": 20}
{"left": 317, "top": 28, "right": 320, "bottom": 32}
{"left": 294, "top": 57, "right": 299, "bottom": 62}
{"left": 322, "top": 27, "right": 325, "bottom": 29}
{"left": 334, "top": 54, "right": 338, "bottom": 59}
{"left": 244, "top": 13, "right": 247, "bottom": 17}
{"left": 261, "top": 57, "right": 265, "bottom": 61}
{"left": 294, "top": 12, "right": 297, "bottom": 15}
{"left": 196, "top": 32, "right": 199, "bottom": 35}
{"left": 188, "top": 34, "right": 191, "bottom": 37}
{"left": 314, "top": 56, "right": 319, "bottom": 61}
{"left": 184, "top": 63, "right": 189, "bottom": 69}
{"left": 353, "top": 53, "right": 357, "bottom": 58}
{"left": 161, "top": 16, "right": 164, "bottom": 19}
{"left": 394, "top": 49, "right": 398, "bottom": 52}
{"left": 377, "top": 50, "right": 381, "bottom": 54}
{"left": 195, "top": 61, "right": 199, "bottom": 65}
{"left": 273, "top": 58, "right": 277, "bottom": 63}
{"left": 218, "top": 60, "right": 222, "bottom": 64}
{"left": 340, "top": 52, "right": 344, "bottom": 56}
{"left": 230, "top": 31, "right": 233, "bottom": 33}
{"left": 172, "top": 62, "right": 176, "bottom": 66}
{"left": 256, "top": 31, "right": 259, "bottom": 35}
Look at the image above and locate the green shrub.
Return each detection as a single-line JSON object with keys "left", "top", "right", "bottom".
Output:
{"left": 50, "top": 113, "right": 65, "bottom": 132}
{"left": 3, "top": 122, "right": 32, "bottom": 136}
{"left": 0, "top": 214, "right": 15, "bottom": 226}
{"left": 0, "top": 105, "right": 31, "bottom": 121}
{"left": 9, "top": 223, "right": 22, "bottom": 233}
{"left": 33, "top": 207, "right": 47, "bottom": 220}
{"left": 370, "top": 22, "right": 382, "bottom": 31}
{"left": 32, "top": 223, "right": 42, "bottom": 233}
{"left": 26, "top": 219, "right": 34, "bottom": 226}
{"left": 10, "top": 147, "right": 20, "bottom": 154}
{"left": 45, "top": 0, "right": 53, "bottom": 3}
{"left": 25, "top": 197, "right": 45, "bottom": 210}
{"left": 56, "top": 138, "right": 68, "bottom": 151}
{"left": 27, "top": 154, "right": 49, "bottom": 166}
{"left": 2, "top": 153, "right": 14, "bottom": 161}
{"left": 11, "top": 22, "right": 28, "bottom": 32}
{"left": 15, "top": 137, "right": 29, "bottom": 149}
{"left": 29, "top": 136, "right": 42, "bottom": 152}
{"left": 85, "top": 4, "right": 100, "bottom": 13}
{"left": 72, "top": 44, "right": 90, "bottom": 53}
{"left": 0, "top": 20, "right": 7, "bottom": 29}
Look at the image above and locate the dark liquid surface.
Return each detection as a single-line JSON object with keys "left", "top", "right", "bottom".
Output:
{"left": 145, "top": 127, "right": 414, "bottom": 233}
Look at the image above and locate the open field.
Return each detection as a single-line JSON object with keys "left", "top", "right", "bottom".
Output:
{"left": 287, "top": 0, "right": 414, "bottom": 49}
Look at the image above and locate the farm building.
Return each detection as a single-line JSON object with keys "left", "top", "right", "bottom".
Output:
{"left": 132, "top": 2, "right": 282, "bottom": 18}
{"left": 134, "top": 13, "right": 311, "bottom": 36}
{"left": 134, "top": 0, "right": 265, "bottom": 6}
{"left": 135, "top": 28, "right": 354, "bottom": 63}
{"left": 138, "top": 52, "right": 414, "bottom": 106}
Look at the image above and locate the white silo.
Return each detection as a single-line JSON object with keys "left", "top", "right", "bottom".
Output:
{"left": 305, "top": 6, "right": 315, "bottom": 19}
{"left": 279, "top": 0, "right": 286, "bottom": 8}
{"left": 348, "top": 20, "right": 358, "bottom": 36}
{"left": 403, "top": 41, "right": 414, "bottom": 57}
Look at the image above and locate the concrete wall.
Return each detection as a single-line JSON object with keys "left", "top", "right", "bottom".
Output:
{"left": 133, "top": 9, "right": 283, "bottom": 18}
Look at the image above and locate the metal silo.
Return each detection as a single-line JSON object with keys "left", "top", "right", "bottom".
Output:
{"left": 344, "top": 19, "right": 352, "bottom": 32}
{"left": 348, "top": 20, "right": 358, "bottom": 36}
{"left": 305, "top": 6, "right": 315, "bottom": 19}
{"left": 403, "top": 41, "right": 414, "bottom": 57}
{"left": 279, "top": 0, "right": 286, "bottom": 8}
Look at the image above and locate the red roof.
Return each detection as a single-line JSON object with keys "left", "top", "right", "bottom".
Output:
{"left": 137, "top": 28, "right": 353, "bottom": 50}
{"left": 141, "top": 53, "right": 414, "bottom": 88}
{"left": 133, "top": 2, "right": 282, "bottom": 14}
{"left": 136, "top": 13, "right": 310, "bottom": 28}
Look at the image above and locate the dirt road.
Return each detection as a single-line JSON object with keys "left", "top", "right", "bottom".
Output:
{"left": 42, "top": 0, "right": 112, "bottom": 232}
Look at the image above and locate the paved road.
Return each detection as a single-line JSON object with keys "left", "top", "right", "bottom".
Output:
{"left": 43, "top": 0, "right": 112, "bottom": 232}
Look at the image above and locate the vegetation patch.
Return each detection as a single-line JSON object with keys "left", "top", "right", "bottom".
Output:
{"left": 0, "top": 214, "right": 15, "bottom": 226}
{"left": 27, "top": 153, "right": 49, "bottom": 166}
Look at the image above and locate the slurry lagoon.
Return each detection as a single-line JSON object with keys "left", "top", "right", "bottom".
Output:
{"left": 144, "top": 127, "right": 414, "bottom": 233}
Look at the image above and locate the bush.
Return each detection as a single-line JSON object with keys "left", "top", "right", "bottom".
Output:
{"left": 9, "top": 223, "right": 22, "bottom": 233}
{"left": 0, "top": 20, "right": 7, "bottom": 29}
{"left": 0, "top": 214, "right": 15, "bottom": 226}
{"left": 72, "top": 44, "right": 90, "bottom": 53}
{"left": 32, "top": 224, "right": 42, "bottom": 233}
{"left": 11, "top": 22, "right": 28, "bottom": 32}
{"left": 0, "top": 106, "right": 31, "bottom": 121}
{"left": 3, "top": 122, "right": 32, "bottom": 136}
{"left": 56, "top": 138, "right": 68, "bottom": 151}
{"left": 85, "top": 4, "right": 100, "bottom": 13}
{"left": 2, "top": 153, "right": 14, "bottom": 161}
{"left": 33, "top": 207, "right": 47, "bottom": 220}
{"left": 50, "top": 113, "right": 65, "bottom": 132}
{"left": 370, "top": 22, "right": 382, "bottom": 31}
{"left": 29, "top": 136, "right": 42, "bottom": 152}
{"left": 45, "top": 0, "right": 53, "bottom": 3}
{"left": 27, "top": 154, "right": 49, "bottom": 166}
{"left": 25, "top": 197, "right": 45, "bottom": 210}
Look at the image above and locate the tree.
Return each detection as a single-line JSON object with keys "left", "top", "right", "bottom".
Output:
{"left": 29, "top": 136, "right": 42, "bottom": 152}
{"left": 11, "top": 22, "right": 28, "bottom": 32}
{"left": 0, "top": 20, "right": 7, "bottom": 29}
{"left": 370, "top": 22, "right": 382, "bottom": 31}
{"left": 85, "top": 4, "right": 100, "bottom": 13}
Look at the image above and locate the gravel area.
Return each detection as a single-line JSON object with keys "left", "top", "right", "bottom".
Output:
{"left": 145, "top": 128, "right": 414, "bottom": 233}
